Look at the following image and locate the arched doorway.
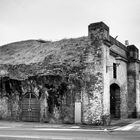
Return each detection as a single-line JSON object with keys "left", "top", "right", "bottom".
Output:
{"left": 110, "top": 83, "right": 120, "bottom": 119}
{"left": 22, "top": 92, "right": 40, "bottom": 122}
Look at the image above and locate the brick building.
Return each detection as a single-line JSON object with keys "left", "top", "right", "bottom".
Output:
{"left": 0, "top": 22, "right": 140, "bottom": 125}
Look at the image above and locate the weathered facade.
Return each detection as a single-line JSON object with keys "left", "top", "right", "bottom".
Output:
{"left": 0, "top": 22, "right": 140, "bottom": 125}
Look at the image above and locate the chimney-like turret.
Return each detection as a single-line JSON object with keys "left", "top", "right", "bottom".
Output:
{"left": 82, "top": 22, "right": 111, "bottom": 124}
{"left": 127, "top": 45, "right": 139, "bottom": 60}
{"left": 88, "top": 22, "right": 110, "bottom": 43}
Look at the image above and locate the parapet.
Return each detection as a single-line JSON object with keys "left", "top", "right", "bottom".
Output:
{"left": 88, "top": 22, "right": 110, "bottom": 41}
{"left": 127, "top": 45, "right": 139, "bottom": 60}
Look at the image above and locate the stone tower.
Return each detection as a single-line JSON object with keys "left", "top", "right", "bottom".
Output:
{"left": 127, "top": 45, "right": 140, "bottom": 118}
{"left": 82, "top": 22, "right": 111, "bottom": 124}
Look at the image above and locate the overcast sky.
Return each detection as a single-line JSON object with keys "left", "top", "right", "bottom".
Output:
{"left": 0, "top": 0, "right": 140, "bottom": 48}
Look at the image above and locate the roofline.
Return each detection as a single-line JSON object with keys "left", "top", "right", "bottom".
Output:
{"left": 110, "top": 36, "right": 127, "bottom": 52}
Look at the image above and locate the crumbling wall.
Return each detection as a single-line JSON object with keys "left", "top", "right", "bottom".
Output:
{"left": 0, "top": 97, "right": 11, "bottom": 119}
{"left": 81, "top": 22, "right": 109, "bottom": 124}
{"left": 120, "top": 83, "right": 128, "bottom": 118}
{"left": 10, "top": 93, "right": 20, "bottom": 121}
{"left": 82, "top": 48, "right": 104, "bottom": 124}
{"left": 127, "top": 66, "right": 137, "bottom": 117}
{"left": 0, "top": 75, "right": 76, "bottom": 123}
{"left": 0, "top": 78, "right": 21, "bottom": 120}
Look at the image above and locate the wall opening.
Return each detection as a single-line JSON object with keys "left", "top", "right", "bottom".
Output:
{"left": 22, "top": 92, "right": 40, "bottom": 122}
{"left": 110, "top": 83, "right": 120, "bottom": 119}
{"left": 0, "top": 75, "right": 76, "bottom": 123}
{"left": 37, "top": 75, "right": 74, "bottom": 123}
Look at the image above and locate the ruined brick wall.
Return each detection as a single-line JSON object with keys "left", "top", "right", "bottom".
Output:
{"left": 0, "top": 97, "right": 11, "bottom": 119}
{"left": 127, "top": 45, "right": 140, "bottom": 118}
{"left": 10, "top": 93, "right": 20, "bottom": 120}
{"left": 0, "top": 76, "right": 75, "bottom": 123}
{"left": 20, "top": 76, "right": 74, "bottom": 123}
{"left": 0, "top": 95, "right": 20, "bottom": 121}
{"left": 0, "top": 79, "right": 21, "bottom": 121}
{"left": 127, "top": 62, "right": 139, "bottom": 117}
{"left": 119, "top": 61, "right": 128, "bottom": 118}
{"left": 81, "top": 22, "right": 109, "bottom": 124}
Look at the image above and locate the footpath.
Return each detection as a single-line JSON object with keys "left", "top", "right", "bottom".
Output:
{"left": 0, "top": 119, "right": 138, "bottom": 130}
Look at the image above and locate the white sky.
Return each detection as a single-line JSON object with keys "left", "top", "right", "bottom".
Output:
{"left": 0, "top": 0, "right": 140, "bottom": 48}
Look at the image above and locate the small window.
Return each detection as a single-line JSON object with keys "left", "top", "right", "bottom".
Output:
{"left": 113, "top": 63, "right": 117, "bottom": 79}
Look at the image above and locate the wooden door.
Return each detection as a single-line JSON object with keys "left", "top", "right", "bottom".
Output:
{"left": 110, "top": 84, "right": 120, "bottom": 118}
{"left": 22, "top": 93, "right": 40, "bottom": 122}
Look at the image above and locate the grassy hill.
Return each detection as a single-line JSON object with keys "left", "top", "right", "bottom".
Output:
{"left": 0, "top": 37, "right": 90, "bottom": 79}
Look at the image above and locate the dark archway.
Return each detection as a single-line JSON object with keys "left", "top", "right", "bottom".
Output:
{"left": 110, "top": 83, "right": 120, "bottom": 119}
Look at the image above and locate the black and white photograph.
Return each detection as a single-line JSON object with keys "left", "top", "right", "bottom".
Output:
{"left": 0, "top": 0, "right": 140, "bottom": 139}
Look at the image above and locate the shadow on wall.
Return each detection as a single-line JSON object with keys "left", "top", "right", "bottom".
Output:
{"left": 128, "top": 107, "right": 137, "bottom": 118}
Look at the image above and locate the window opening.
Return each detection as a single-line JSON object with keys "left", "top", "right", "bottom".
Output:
{"left": 113, "top": 63, "right": 117, "bottom": 79}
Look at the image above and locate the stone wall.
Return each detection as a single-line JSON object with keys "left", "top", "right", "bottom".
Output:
{"left": 127, "top": 62, "right": 140, "bottom": 117}
{"left": 0, "top": 93, "right": 21, "bottom": 121}
{"left": 0, "top": 97, "right": 11, "bottom": 119}
{"left": 127, "top": 45, "right": 140, "bottom": 118}
{"left": 0, "top": 75, "right": 75, "bottom": 123}
{"left": 109, "top": 54, "right": 128, "bottom": 118}
{"left": 81, "top": 22, "right": 109, "bottom": 124}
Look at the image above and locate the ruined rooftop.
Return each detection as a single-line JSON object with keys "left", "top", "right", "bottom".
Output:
{"left": 0, "top": 34, "right": 126, "bottom": 80}
{"left": 0, "top": 37, "right": 90, "bottom": 79}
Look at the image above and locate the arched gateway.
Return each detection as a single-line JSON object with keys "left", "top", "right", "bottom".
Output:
{"left": 110, "top": 83, "right": 121, "bottom": 119}
{"left": 22, "top": 92, "right": 40, "bottom": 122}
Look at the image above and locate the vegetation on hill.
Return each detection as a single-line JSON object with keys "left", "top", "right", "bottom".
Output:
{"left": 0, "top": 37, "right": 90, "bottom": 80}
